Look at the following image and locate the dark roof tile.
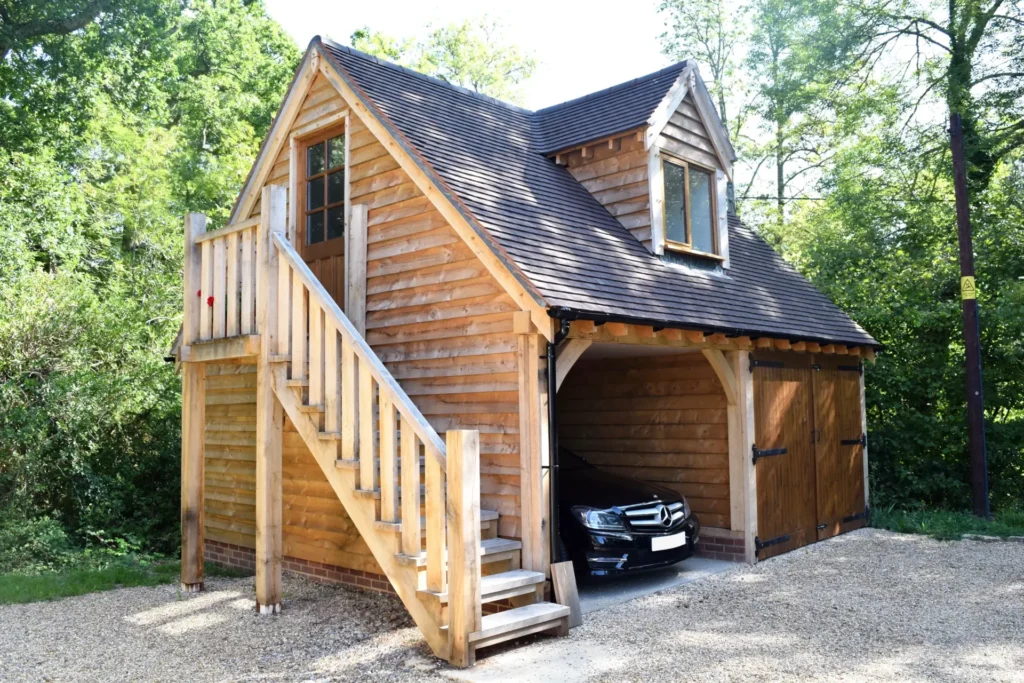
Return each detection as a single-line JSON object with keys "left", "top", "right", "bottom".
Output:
{"left": 320, "top": 41, "right": 876, "bottom": 347}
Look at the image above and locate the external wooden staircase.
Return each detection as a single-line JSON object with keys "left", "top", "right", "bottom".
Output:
{"left": 180, "top": 187, "right": 568, "bottom": 667}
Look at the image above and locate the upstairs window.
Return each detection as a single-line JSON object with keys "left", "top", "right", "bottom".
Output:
{"left": 662, "top": 156, "right": 718, "bottom": 256}
{"left": 303, "top": 132, "right": 346, "bottom": 246}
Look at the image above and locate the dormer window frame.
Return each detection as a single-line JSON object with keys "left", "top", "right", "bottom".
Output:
{"left": 658, "top": 151, "right": 722, "bottom": 260}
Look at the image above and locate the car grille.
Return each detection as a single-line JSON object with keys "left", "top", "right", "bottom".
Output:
{"left": 621, "top": 501, "right": 685, "bottom": 529}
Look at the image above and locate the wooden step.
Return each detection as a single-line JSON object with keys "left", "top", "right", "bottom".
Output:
{"left": 298, "top": 403, "right": 324, "bottom": 414}
{"left": 468, "top": 602, "right": 570, "bottom": 650}
{"left": 424, "top": 569, "right": 544, "bottom": 605}
{"left": 285, "top": 378, "right": 309, "bottom": 388}
{"left": 394, "top": 537, "right": 522, "bottom": 568}
{"left": 319, "top": 431, "right": 341, "bottom": 441}
{"left": 334, "top": 458, "right": 359, "bottom": 470}
{"left": 269, "top": 354, "right": 290, "bottom": 364}
{"left": 354, "top": 485, "right": 430, "bottom": 500}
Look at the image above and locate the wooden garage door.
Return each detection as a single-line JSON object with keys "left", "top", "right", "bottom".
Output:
{"left": 815, "top": 360, "right": 866, "bottom": 540}
{"left": 753, "top": 356, "right": 817, "bottom": 559}
{"left": 753, "top": 354, "right": 866, "bottom": 559}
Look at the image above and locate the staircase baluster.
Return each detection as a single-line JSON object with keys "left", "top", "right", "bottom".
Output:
{"left": 309, "top": 295, "right": 324, "bottom": 408}
{"left": 380, "top": 393, "right": 398, "bottom": 522}
{"left": 358, "top": 362, "right": 377, "bottom": 492}
{"left": 291, "top": 270, "right": 306, "bottom": 380}
{"left": 212, "top": 237, "right": 226, "bottom": 338}
{"left": 240, "top": 227, "right": 254, "bottom": 335}
{"left": 341, "top": 337, "right": 357, "bottom": 461}
{"left": 276, "top": 250, "right": 291, "bottom": 353}
{"left": 400, "top": 420, "right": 421, "bottom": 556}
{"left": 425, "top": 446, "right": 445, "bottom": 593}
{"left": 324, "top": 320, "right": 340, "bottom": 438}
{"left": 226, "top": 231, "right": 239, "bottom": 337}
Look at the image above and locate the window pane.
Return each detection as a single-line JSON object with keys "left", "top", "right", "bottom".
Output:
{"left": 307, "top": 176, "right": 324, "bottom": 211}
{"left": 328, "top": 135, "right": 346, "bottom": 170}
{"left": 327, "top": 205, "right": 345, "bottom": 241}
{"left": 307, "top": 211, "right": 324, "bottom": 244}
{"left": 327, "top": 169, "right": 345, "bottom": 205}
{"left": 689, "top": 168, "right": 715, "bottom": 253}
{"left": 663, "top": 160, "right": 687, "bottom": 244}
{"left": 307, "top": 142, "right": 325, "bottom": 176}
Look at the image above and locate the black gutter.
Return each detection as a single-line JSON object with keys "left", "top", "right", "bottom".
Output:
{"left": 547, "top": 318, "right": 571, "bottom": 564}
{"left": 547, "top": 306, "right": 882, "bottom": 351}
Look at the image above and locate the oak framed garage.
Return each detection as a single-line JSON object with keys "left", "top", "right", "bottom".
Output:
{"left": 172, "top": 36, "right": 879, "bottom": 667}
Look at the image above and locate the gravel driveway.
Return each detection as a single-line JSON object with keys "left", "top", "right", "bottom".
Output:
{"left": 2, "top": 529, "right": 1022, "bottom": 682}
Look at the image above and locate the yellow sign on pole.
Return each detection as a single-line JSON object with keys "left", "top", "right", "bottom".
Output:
{"left": 961, "top": 276, "right": 977, "bottom": 300}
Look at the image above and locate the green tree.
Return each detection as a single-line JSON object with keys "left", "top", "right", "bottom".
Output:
{"left": 0, "top": 0, "right": 300, "bottom": 569}
{"left": 351, "top": 17, "right": 537, "bottom": 104}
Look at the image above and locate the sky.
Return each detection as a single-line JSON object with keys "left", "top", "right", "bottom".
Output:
{"left": 263, "top": 0, "right": 674, "bottom": 111}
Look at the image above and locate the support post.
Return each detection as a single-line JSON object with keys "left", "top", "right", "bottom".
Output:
{"left": 446, "top": 429, "right": 481, "bottom": 668}
{"left": 255, "top": 185, "right": 287, "bottom": 613}
{"left": 183, "top": 213, "right": 206, "bottom": 347}
{"left": 949, "top": 112, "right": 989, "bottom": 518}
{"left": 729, "top": 350, "right": 757, "bottom": 564}
{"left": 517, "top": 333, "right": 546, "bottom": 574}
{"left": 180, "top": 361, "right": 205, "bottom": 592}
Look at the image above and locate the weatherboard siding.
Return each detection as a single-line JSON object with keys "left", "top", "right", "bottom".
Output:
{"left": 203, "top": 362, "right": 382, "bottom": 574}
{"left": 240, "top": 72, "right": 525, "bottom": 539}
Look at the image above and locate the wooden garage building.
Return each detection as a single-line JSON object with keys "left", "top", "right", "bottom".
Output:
{"left": 173, "top": 38, "right": 877, "bottom": 666}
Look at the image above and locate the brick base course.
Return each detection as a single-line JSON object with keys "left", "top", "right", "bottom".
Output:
{"left": 204, "top": 539, "right": 513, "bottom": 613}
{"left": 695, "top": 533, "right": 746, "bottom": 562}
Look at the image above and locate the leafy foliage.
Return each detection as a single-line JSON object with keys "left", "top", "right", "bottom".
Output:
{"left": 0, "top": 0, "right": 299, "bottom": 568}
{"left": 351, "top": 17, "right": 537, "bottom": 104}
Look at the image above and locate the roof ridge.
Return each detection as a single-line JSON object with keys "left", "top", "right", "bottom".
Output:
{"left": 531, "top": 60, "right": 689, "bottom": 116}
{"left": 318, "top": 36, "right": 534, "bottom": 115}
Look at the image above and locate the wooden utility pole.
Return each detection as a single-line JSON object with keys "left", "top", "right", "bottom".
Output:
{"left": 948, "top": 113, "right": 989, "bottom": 518}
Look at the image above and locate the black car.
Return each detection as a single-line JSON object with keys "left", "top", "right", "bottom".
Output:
{"left": 558, "top": 447, "right": 700, "bottom": 578}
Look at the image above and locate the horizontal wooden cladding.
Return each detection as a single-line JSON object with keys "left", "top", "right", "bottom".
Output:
{"left": 558, "top": 353, "right": 731, "bottom": 528}
{"left": 565, "top": 133, "right": 651, "bottom": 245}
{"left": 349, "top": 114, "right": 524, "bottom": 539}
{"left": 202, "top": 363, "right": 381, "bottom": 573}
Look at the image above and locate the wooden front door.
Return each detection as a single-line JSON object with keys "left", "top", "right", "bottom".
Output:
{"left": 753, "top": 353, "right": 866, "bottom": 559}
{"left": 297, "top": 126, "right": 347, "bottom": 306}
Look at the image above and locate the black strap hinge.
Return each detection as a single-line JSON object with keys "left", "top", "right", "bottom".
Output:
{"left": 838, "top": 362, "right": 863, "bottom": 374}
{"left": 752, "top": 445, "right": 787, "bottom": 464}
{"left": 840, "top": 433, "right": 867, "bottom": 447}
{"left": 749, "top": 358, "right": 785, "bottom": 373}
{"left": 842, "top": 507, "right": 870, "bottom": 524}
{"left": 755, "top": 534, "right": 790, "bottom": 555}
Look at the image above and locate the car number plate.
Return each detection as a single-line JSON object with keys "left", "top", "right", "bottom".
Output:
{"left": 651, "top": 531, "right": 687, "bottom": 552}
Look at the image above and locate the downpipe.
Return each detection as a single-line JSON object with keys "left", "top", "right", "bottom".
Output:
{"left": 547, "top": 318, "right": 571, "bottom": 563}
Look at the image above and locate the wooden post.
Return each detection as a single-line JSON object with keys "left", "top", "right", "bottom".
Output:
{"left": 183, "top": 213, "right": 205, "bottom": 346}
{"left": 730, "top": 350, "right": 758, "bottom": 564}
{"left": 860, "top": 370, "right": 870, "bottom": 511}
{"left": 517, "top": 333, "right": 546, "bottom": 574}
{"left": 255, "top": 185, "right": 287, "bottom": 614}
{"left": 346, "top": 203, "right": 368, "bottom": 336}
{"left": 446, "top": 429, "right": 481, "bottom": 668}
{"left": 180, "top": 361, "right": 205, "bottom": 592}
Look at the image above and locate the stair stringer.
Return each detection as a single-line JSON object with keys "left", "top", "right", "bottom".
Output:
{"left": 269, "top": 363, "right": 450, "bottom": 660}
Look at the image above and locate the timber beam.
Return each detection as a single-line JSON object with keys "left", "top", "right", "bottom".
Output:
{"left": 565, "top": 320, "right": 876, "bottom": 361}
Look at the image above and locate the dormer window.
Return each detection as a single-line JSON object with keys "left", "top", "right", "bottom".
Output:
{"left": 662, "top": 156, "right": 718, "bottom": 256}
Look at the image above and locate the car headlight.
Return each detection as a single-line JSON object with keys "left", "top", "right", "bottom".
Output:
{"left": 571, "top": 506, "right": 626, "bottom": 531}
{"left": 682, "top": 499, "right": 691, "bottom": 520}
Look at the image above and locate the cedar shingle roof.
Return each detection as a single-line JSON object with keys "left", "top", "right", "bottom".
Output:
{"left": 320, "top": 39, "right": 877, "bottom": 347}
